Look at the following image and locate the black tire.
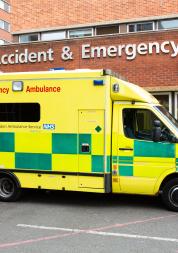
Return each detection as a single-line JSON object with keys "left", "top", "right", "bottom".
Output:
{"left": 162, "top": 178, "right": 178, "bottom": 212}
{"left": 0, "top": 176, "right": 21, "bottom": 202}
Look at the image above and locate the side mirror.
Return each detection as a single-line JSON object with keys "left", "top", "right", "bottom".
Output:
{"left": 153, "top": 120, "right": 161, "bottom": 142}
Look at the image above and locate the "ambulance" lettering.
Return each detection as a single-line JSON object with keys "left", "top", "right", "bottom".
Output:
{"left": 26, "top": 86, "right": 61, "bottom": 93}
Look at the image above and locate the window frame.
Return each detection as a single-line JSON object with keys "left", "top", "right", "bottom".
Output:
{"left": 127, "top": 21, "right": 155, "bottom": 33}
{"left": 123, "top": 108, "right": 158, "bottom": 141}
{"left": 41, "top": 30, "right": 66, "bottom": 41}
{"left": 19, "top": 33, "right": 40, "bottom": 43}
{"left": 151, "top": 92, "right": 172, "bottom": 114}
{"left": 95, "top": 25, "right": 119, "bottom": 36}
{"left": 122, "top": 107, "right": 173, "bottom": 142}
{"left": 68, "top": 28, "right": 94, "bottom": 39}
{"left": 0, "top": 0, "right": 10, "bottom": 12}
{"left": 174, "top": 92, "right": 178, "bottom": 119}
{"left": 158, "top": 19, "right": 178, "bottom": 30}
{"left": 0, "top": 19, "right": 10, "bottom": 32}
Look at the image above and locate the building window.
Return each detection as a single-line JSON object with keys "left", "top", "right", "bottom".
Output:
{"left": 0, "top": 103, "right": 40, "bottom": 122}
{"left": 19, "top": 33, "right": 39, "bottom": 43}
{"left": 158, "top": 19, "right": 178, "bottom": 30}
{"left": 152, "top": 92, "right": 172, "bottom": 113}
{"left": 128, "top": 22, "right": 154, "bottom": 33}
{"left": 0, "top": 19, "right": 10, "bottom": 31}
{"left": 119, "top": 24, "right": 127, "bottom": 34}
{"left": 96, "top": 25, "right": 119, "bottom": 35}
{"left": 68, "top": 28, "right": 93, "bottom": 38}
{"left": 0, "top": 0, "right": 10, "bottom": 12}
{"left": 41, "top": 31, "right": 66, "bottom": 41}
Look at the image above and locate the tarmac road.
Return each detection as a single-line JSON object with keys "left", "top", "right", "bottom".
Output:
{"left": 0, "top": 190, "right": 178, "bottom": 253}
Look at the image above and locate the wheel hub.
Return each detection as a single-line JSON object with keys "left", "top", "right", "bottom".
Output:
{"left": 170, "top": 187, "right": 178, "bottom": 207}
{"left": 0, "top": 178, "right": 14, "bottom": 198}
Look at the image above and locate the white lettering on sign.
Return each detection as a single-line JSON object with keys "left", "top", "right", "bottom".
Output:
{"left": 0, "top": 48, "right": 54, "bottom": 65}
{"left": 0, "top": 41, "right": 178, "bottom": 65}
{"left": 82, "top": 41, "right": 178, "bottom": 60}
{"left": 170, "top": 41, "right": 178, "bottom": 57}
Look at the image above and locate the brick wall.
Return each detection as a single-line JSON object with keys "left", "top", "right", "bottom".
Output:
{"left": 0, "top": 29, "right": 11, "bottom": 42}
{"left": 0, "top": 30, "right": 178, "bottom": 89}
{"left": 11, "top": 0, "right": 178, "bottom": 32}
{"left": 0, "top": 6, "right": 11, "bottom": 42}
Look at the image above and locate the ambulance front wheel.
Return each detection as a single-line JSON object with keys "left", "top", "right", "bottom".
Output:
{"left": 0, "top": 176, "right": 21, "bottom": 202}
{"left": 162, "top": 178, "right": 178, "bottom": 212}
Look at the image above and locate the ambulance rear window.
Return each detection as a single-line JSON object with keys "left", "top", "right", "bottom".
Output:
{"left": 0, "top": 103, "right": 40, "bottom": 122}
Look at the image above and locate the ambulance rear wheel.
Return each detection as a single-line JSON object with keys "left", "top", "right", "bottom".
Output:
{"left": 0, "top": 176, "right": 21, "bottom": 202}
{"left": 162, "top": 178, "right": 178, "bottom": 212}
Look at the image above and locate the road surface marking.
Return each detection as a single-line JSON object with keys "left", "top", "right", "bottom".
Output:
{"left": 17, "top": 223, "right": 178, "bottom": 243}
{"left": 17, "top": 224, "right": 81, "bottom": 232}
{"left": 0, "top": 231, "right": 78, "bottom": 249}
{"left": 0, "top": 214, "right": 177, "bottom": 249}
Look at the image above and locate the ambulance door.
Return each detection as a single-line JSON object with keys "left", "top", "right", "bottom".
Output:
{"left": 78, "top": 109, "right": 105, "bottom": 190}
{"left": 112, "top": 103, "right": 175, "bottom": 195}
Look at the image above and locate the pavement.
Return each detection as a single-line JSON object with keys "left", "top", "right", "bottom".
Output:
{"left": 0, "top": 190, "right": 178, "bottom": 253}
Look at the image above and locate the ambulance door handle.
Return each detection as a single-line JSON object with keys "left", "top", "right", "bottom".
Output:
{"left": 119, "top": 148, "right": 133, "bottom": 151}
{"left": 81, "top": 143, "right": 90, "bottom": 153}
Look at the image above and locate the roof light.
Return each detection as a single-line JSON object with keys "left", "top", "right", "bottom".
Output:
{"left": 93, "top": 80, "right": 104, "bottom": 86}
{"left": 49, "top": 67, "right": 65, "bottom": 71}
{"left": 12, "top": 81, "right": 23, "bottom": 91}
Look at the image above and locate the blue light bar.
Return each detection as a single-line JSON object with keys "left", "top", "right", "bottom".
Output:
{"left": 49, "top": 67, "right": 65, "bottom": 71}
{"left": 93, "top": 80, "right": 104, "bottom": 86}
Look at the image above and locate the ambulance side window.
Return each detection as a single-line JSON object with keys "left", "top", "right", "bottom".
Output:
{"left": 123, "top": 108, "right": 171, "bottom": 142}
{"left": 0, "top": 103, "right": 40, "bottom": 122}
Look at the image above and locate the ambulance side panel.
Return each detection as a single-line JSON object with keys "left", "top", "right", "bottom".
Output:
{"left": 0, "top": 74, "right": 112, "bottom": 193}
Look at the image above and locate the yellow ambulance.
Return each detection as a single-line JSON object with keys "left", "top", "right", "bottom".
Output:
{"left": 0, "top": 69, "right": 178, "bottom": 211}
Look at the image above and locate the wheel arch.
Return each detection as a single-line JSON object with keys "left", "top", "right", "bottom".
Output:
{"left": 0, "top": 170, "right": 21, "bottom": 188}
{"left": 159, "top": 173, "right": 178, "bottom": 192}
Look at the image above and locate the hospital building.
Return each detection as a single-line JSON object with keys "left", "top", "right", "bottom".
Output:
{"left": 0, "top": 0, "right": 178, "bottom": 117}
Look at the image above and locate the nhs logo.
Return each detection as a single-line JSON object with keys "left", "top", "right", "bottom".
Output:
{"left": 43, "top": 124, "right": 55, "bottom": 130}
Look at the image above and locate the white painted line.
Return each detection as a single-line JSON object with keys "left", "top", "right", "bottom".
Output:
{"left": 87, "top": 231, "right": 178, "bottom": 243}
{"left": 17, "top": 224, "right": 178, "bottom": 243}
{"left": 17, "top": 224, "right": 81, "bottom": 232}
